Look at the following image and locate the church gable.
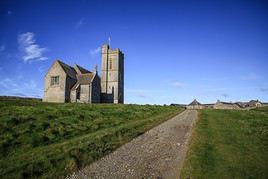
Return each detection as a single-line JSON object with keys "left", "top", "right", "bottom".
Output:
{"left": 43, "top": 60, "right": 70, "bottom": 102}
{"left": 56, "top": 60, "right": 77, "bottom": 79}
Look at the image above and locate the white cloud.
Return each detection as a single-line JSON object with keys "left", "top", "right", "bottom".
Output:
{"left": 170, "top": 81, "right": 185, "bottom": 88}
{"left": 241, "top": 73, "right": 258, "bottom": 81}
{"left": 75, "top": 18, "right": 85, "bottom": 29}
{"left": 24, "top": 80, "right": 36, "bottom": 89}
{"left": 0, "top": 78, "right": 18, "bottom": 89}
{"left": 18, "top": 32, "right": 48, "bottom": 62}
{"left": 0, "top": 44, "right": 5, "bottom": 52}
{"left": 0, "top": 78, "right": 42, "bottom": 98}
{"left": 137, "top": 94, "right": 148, "bottom": 98}
{"left": 38, "top": 66, "right": 46, "bottom": 73}
{"left": 90, "top": 47, "right": 101, "bottom": 56}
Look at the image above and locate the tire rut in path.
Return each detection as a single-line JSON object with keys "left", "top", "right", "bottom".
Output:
{"left": 68, "top": 110, "right": 198, "bottom": 179}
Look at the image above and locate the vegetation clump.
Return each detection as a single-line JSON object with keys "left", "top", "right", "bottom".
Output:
{"left": 0, "top": 97, "right": 182, "bottom": 178}
{"left": 181, "top": 107, "right": 268, "bottom": 179}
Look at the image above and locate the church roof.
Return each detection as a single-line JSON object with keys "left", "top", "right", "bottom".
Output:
{"left": 189, "top": 99, "right": 201, "bottom": 105}
{"left": 56, "top": 60, "right": 77, "bottom": 79}
{"left": 56, "top": 60, "right": 94, "bottom": 79}
{"left": 77, "top": 73, "right": 95, "bottom": 85}
{"left": 74, "top": 64, "right": 92, "bottom": 74}
{"left": 71, "top": 73, "right": 95, "bottom": 90}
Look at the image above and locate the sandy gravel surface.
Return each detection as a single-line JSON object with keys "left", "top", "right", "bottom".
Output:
{"left": 68, "top": 110, "right": 198, "bottom": 179}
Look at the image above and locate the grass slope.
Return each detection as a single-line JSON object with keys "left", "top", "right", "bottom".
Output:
{"left": 180, "top": 107, "right": 268, "bottom": 179}
{"left": 0, "top": 97, "right": 183, "bottom": 179}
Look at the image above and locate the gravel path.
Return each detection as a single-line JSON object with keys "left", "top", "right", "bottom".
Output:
{"left": 68, "top": 110, "right": 198, "bottom": 179}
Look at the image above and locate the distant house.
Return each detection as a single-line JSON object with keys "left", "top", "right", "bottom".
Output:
{"left": 234, "top": 102, "right": 247, "bottom": 108}
{"left": 186, "top": 99, "right": 205, "bottom": 109}
{"left": 213, "top": 100, "right": 241, "bottom": 109}
{"left": 203, "top": 103, "right": 214, "bottom": 108}
{"left": 247, "top": 100, "right": 262, "bottom": 108}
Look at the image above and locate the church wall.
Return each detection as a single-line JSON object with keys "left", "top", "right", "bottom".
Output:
{"left": 70, "top": 88, "right": 77, "bottom": 103}
{"left": 79, "top": 85, "right": 90, "bottom": 103}
{"left": 65, "top": 76, "right": 77, "bottom": 102}
{"left": 43, "top": 62, "right": 67, "bottom": 103}
{"left": 91, "top": 75, "right": 101, "bottom": 103}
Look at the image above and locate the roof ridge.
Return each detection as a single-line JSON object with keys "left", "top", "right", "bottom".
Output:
{"left": 55, "top": 60, "right": 77, "bottom": 79}
{"left": 74, "top": 64, "right": 91, "bottom": 74}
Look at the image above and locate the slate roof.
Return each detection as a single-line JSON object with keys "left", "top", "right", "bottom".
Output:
{"left": 77, "top": 73, "right": 95, "bottom": 85}
{"left": 71, "top": 73, "right": 95, "bottom": 91}
{"left": 74, "top": 64, "right": 92, "bottom": 74}
{"left": 218, "top": 101, "right": 233, "bottom": 105}
{"left": 56, "top": 60, "right": 77, "bottom": 79}
{"left": 54, "top": 59, "right": 97, "bottom": 91}
{"left": 189, "top": 99, "right": 201, "bottom": 105}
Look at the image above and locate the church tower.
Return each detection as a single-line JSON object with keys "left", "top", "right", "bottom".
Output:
{"left": 101, "top": 44, "right": 124, "bottom": 104}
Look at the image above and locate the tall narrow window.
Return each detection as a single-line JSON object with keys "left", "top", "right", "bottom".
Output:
{"left": 109, "top": 59, "right": 112, "bottom": 69}
{"left": 77, "top": 89, "right": 80, "bottom": 100}
{"left": 51, "top": 76, "right": 59, "bottom": 86}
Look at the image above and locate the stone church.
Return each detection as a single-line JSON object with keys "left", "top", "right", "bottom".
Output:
{"left": 43, "top": 44, "right": 124, "bottom": 104}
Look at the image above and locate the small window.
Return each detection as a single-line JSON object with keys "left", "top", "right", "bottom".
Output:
{"left": 51, "top": 76, "right": 59, "bottom": 86}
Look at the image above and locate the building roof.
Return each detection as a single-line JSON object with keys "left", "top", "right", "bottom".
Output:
{"left": 74, "top": 64, "right": 92, "bottom": 74}
{"left": 249, "top": 100, "right": 261, "bottom": 104}
{"left": 216, "top": 100, "right": 236, "bottom": 105}
{"left": 56, "top": 60, "right": 77, "bottom": 79}
{"left": 71, "top": 73, "right": 95, "bottom": 90}
{"left": 189, "top": 99, "right": 201, "bottom": 105}
{"left": 77, "top": 73, "right": 95, "bottom": 85}
{"left": 235, "top": 102, "right": 246, "bottom": 108}
{"left": 248, "top": 100, "right": 262, "bottom": 107}
{"left": 218, "top": 101, "right": 233, "bottom": 105}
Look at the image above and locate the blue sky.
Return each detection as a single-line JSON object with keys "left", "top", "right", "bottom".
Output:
{"left": 0, "top": 0, "right": 268, "bottom": 104}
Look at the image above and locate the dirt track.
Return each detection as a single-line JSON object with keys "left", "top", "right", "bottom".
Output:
{"left": 68, "top": 110, "right": 198, "bottom": 179}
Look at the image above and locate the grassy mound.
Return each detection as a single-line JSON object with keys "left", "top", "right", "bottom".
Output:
{"left": 0, "top": 97, "right": 183, "bottom": 178}
{"left": 180, "top": 107, "right": 268, "bottom": 179}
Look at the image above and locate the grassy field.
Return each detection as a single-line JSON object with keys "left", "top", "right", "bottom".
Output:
{"left": 0, "top": 97, "right": 183, "bottom": 179}
{"left": 180, "top": 107, "right": 268, "bottom": 179}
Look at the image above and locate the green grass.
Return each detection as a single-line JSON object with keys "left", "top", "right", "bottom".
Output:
{"left": 0, "top": 97, "right": 183, "bottom": 179}
{"left": 180, "top": 107, "right": 268, "bottom": 179}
